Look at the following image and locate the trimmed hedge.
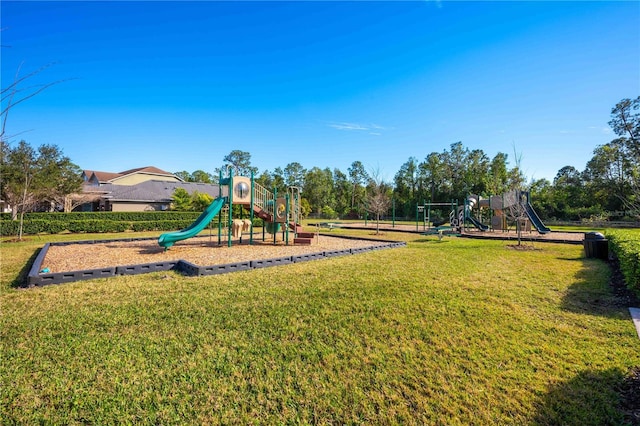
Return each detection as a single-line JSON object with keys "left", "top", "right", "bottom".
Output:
{"left": 0, "top": 212, "right": 201, "bottom": 236}
{"left": 130, "top": 220, "right": 196, "bottom": 232}
{"left": 1, "top": 220, "right": 67, "bottom": 236}
{"left": 606, "top": 230, "right": 640, "bottom": 296}
{"left": 66, "top": 220, "right": 131, "bottom": 234}
{"left": 0, "top": 213, "right": 266, "bottom": 236}
{"left": 0, "top": 211, "right": 202, "bottom": 222}
{"left": 1, "top": 219, "right": 132, "bottom": 235}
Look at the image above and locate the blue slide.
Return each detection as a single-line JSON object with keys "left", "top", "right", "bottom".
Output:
{"left": 524, "top": 202, "right": 551, "bottom": 234}
{"left": 158, "top": 197, "right": 226, "bottom": 249}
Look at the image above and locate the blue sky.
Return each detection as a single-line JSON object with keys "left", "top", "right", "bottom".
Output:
{"left": 2, "top": 1, "right": 639, "bottom": 183}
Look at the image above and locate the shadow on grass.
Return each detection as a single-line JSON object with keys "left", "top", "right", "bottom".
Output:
{"left": 11, "top": 248, "right": 41, "bottom": 289}
{"left": 561, "top": 258, "right": 637, "bottom": 318}
{"left": 534, "top": 368, "right": 637, "bottom": 426}
{"left": 556, "top": 256, "right": 584, "bottom": 261}
{"left": 413, "top": 238, "right": 452, "bottom": 244}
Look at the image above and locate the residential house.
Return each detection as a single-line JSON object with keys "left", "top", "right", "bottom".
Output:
{"left": 80, "top": 166, "right": 219, "bottom": 212}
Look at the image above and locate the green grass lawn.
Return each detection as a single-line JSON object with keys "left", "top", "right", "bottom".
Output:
{"left": 1, "top": 231, "right": 638, "bottom": 424}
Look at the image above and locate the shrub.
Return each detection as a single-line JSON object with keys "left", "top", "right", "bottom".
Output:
{"left": 0, "top": 212, "right": 264, "bottom": 236}
{"left": 1, "top": 211, "right": 198, "bottom": 222}
{"left": 320, "top": 206, "right": 338, "bottom": 220}
{"left": 66, "top": 220, "right": 130, "bottom": 233}
{"left": 606, "top": 230, "right": 640, "bottom": 296}
{"left": 131, "top": 220, "right": 194, "bottom": 232}
{"left": 0, "top": 219, "right": 67, "bottom": 236}
{"left": 0, "top": 212, "right": 203, "bottom": 236}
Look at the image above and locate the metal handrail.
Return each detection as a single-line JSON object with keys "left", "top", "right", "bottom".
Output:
{"left": 250, "top": 182, "right": 301, "bottom": 229}
{"left": 253, "top": 181, "right": 274, "bottom": 217}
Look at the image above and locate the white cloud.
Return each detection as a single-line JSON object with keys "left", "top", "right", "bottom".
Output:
{"left": 588, "top": 126, "right": 612, "bottom": 134}
{"left": 328, "top": 122, "right": 369, "bottom": 131}
{"left": 326, "top": 121, "right": 390, "bottom": 133}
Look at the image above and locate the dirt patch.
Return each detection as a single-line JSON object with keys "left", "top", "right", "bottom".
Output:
{"left": 3, "top": 237, "right": 33, "bottom": 243}
{"left": 607, "top": 256, "right": 639, "bottom": 424}
{"left": 339, "top": 223, "right": 586, "bottom": 243}
{"left": 608, "top": 257, "right": 640, "bottom": 308}
{"left": 462, "top": 229, "right": 585, "bottom": 243}
{"left": 42, "top": 235, "right": 388, "bottom": 273}
{"left": 505, "top": 244, "right": 542, "bottom": 251}
{"left": 619, "top": 366, "right": 640, "bottom": 426}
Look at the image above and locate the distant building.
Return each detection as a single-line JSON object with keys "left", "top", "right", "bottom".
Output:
{"left": 82, "top": 166, "right": 182, "bottom": 186}
{"left": 80, "top": 166, "right": 219, "bottom": 212}
{"left": 0, "top": 199, "right": 11, "bottom": 214}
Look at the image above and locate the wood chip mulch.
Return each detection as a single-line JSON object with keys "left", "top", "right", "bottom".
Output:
{"left": 42, "top": 235, "right": 386, "bottom": 273}
{"left": 339, "top": 223, "right": 585, "bottom": 242}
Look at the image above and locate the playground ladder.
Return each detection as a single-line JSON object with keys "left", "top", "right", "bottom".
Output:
{"left": 219, "top": 205, "right": 229, "bottom": 227}
{"left": 288, "top": 186, "right": 301, "bottom": 230}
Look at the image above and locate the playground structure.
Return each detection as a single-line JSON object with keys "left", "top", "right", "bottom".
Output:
{"left": 454, "top": 190, "right": 550, "bottom": 234}
{"left": 158, "top": 170, "right": 311, "bottom": 249}
{"left": 413, "top": 189, "right": 550, "bottom": 235}
{"left": 415, "top": 201, "right": 458, "bottom": 233}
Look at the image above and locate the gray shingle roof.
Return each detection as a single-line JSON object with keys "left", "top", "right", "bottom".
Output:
{"left": 102, "top": 180, "right": 220, "bottom": 202}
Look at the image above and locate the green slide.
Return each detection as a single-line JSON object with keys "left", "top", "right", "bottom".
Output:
{"left": 158, "top": 197, "right": 227, "bottom": 249}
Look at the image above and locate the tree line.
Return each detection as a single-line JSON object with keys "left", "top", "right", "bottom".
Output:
{"left": 2, "top": 96, "right": 638, "bottom": 229}
{"left": 180, "top": 96, "right": 638, "bottom": 222}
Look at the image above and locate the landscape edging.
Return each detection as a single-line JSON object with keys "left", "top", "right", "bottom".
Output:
{"left": 26, "top": 238, "right": 407, "bottom": 287}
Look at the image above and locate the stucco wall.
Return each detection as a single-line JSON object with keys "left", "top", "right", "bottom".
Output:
{"left": 111, "top": 174, "right": 181, "bottom": 186}
{"left": 110, "top": 202, "right": 167, "bottom": 212}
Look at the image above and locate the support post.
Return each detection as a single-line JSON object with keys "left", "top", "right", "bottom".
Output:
{"left": 228, "top": 169, "right": 233, "bottom": 247}
{"left": 392, "top": 198, "right": 395, "bottom": 228}
{"left": 218, "top": 169, "right": 223, "bottom": 246}
{"left": 273, "top": 187, "right": 277, "bottom": 245}
{"left": 285, "top": 193, "right": 290, "bottom": 245}
{"left": 423, "top": 199, "right": 426, "bottom": 231}
{"left": 250, "top": 171, "right": 254, "bottom": 245}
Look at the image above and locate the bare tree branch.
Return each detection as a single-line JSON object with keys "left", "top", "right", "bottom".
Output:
{"left": 365, "top": 166, "right": 392, "bottom": 234}
{"left": 1, "top": 62, "right": 57, "bottom": 96}
{"left": 1, "top": 61, "right": 73, "bottom": 143}
{"left": 1, "top": 79, "right": 67, "bottom": 118}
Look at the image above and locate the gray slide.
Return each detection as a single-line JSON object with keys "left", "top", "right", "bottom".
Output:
{"left": 463, "top": 196, "right": 489, "bottom": 231}
{"left": 466, "top": 213, "right": 489, "bottom": 231}
{"left": 524, "top": 202, "right": 550, "bottom": 234}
